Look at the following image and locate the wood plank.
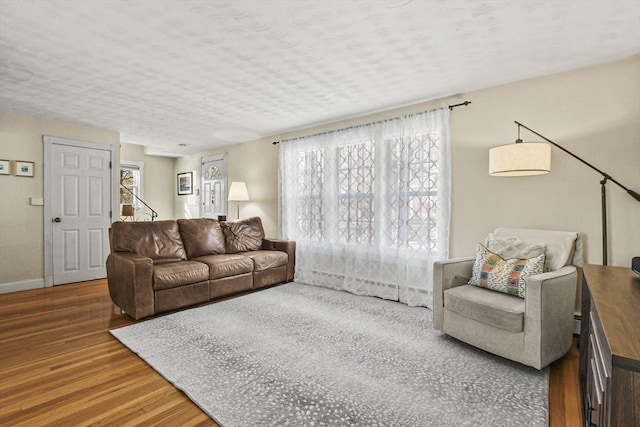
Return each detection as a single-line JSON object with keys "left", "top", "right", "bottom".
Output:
{"left": 0, "top": 279, "right": 580, "bottom": 425}
{"left": 0, "top": 280, "right": 216, "bottom": 427}
{"left": 582, "top": 264, "right": 640, "bottom": 367}
{"left": 549, "top": 338, "right": 582, "bottom": 427}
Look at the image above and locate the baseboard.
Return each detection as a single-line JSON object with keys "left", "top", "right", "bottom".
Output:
{"left": 573, "top": 314, "right": 581, "bottom": 335}
{"left": 0, "top": 278, "right": 45, "bottom": 294}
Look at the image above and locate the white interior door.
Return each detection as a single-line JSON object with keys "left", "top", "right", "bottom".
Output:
{"left": 50, "top": 142, "right": 112, "bottom": 285}
{"left": 201, "top": 154, "right": 227, "bottom": 219}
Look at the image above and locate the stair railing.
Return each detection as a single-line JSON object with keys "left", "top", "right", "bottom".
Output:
{"left": 119, "top": 184, "right": 158, "bottom": 221}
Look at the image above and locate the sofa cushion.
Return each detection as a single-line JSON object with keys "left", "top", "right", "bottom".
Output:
{"left": 221, "top": 217, "right": 265, "bottom": 253}
{"left": 111, "top": 220, "right": 186, "bottom": 261}
{"left": 153, "top": 261, "right": 209, "bottom": 291}
{"left": 242, "top": 250, "right": 288, "bottom": 271}
{"left": 468, "top": 244, "right": 545, "bottom": 298}
{"left": 444, "top": 285, "right": 525, "bottom": 332}
{"left": 177, "top": 218, "right": 226, "bottom": 258}
{"left": 194, "top": 254, "right": 254, "bottom": 280}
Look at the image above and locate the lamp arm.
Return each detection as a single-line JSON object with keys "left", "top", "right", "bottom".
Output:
{"left": 515, "top": 121, "right": 640, "bottom": 202}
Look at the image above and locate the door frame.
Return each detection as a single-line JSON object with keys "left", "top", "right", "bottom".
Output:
{"left": 43, "top": 135, "right": 118, "bottom": 287}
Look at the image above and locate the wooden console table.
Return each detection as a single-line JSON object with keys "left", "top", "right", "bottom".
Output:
{"left": 579, "top": 264, "right": 640, "bottom": 427}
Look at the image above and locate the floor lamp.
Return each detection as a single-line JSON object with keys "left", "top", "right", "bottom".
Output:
{"left": 489, "top": 121, "right": 640, "bottom": 265}
{"left": 228, "top": 181, "right": 249, "bottom": 220}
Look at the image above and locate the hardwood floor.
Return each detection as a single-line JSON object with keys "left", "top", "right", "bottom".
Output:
{"left": 0, "top": 280, "right": 582, "bottom": 426}
{"left": 550, "top": 335, "right": 582, "bottom": 427}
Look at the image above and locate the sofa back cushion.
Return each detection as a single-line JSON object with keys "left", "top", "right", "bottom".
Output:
{"left": 491, "top": 227, "right": 579, "bottom": 271}
{"left": 221, "top": 217, "right": 265, "bottom": 253}
{"left": 177, "top": 218, "right": 226, "bottom": 258}
{"left": 110, "top": 220, "right": 186, "bottom": 261}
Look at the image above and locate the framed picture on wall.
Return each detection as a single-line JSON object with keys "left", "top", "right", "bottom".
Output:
{"left": 0, "top": 160, "right": 9, "bottom": 175}
{"left": 177, "top": 171, "right": 193, "bottom": 195}
{"left": 15, "top": 161, "right": 35, "bottom": 177}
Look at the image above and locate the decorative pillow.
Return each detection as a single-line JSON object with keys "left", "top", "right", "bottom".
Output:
{"left": 468, "top": 244, "right": 545, "bottom": 298}
{"left": 221, "top": 217, "right": 265, "bottom": 253}
{"left": 177, "top": 218, "right": 226, "bottom": 258}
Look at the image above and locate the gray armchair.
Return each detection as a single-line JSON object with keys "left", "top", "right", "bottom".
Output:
{"left": 433, "top": 228, "right": 581, "bottom": 370}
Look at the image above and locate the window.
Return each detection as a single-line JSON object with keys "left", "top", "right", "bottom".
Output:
{"left": 338, "top": 141, "right": 375, "bottom": 244}
{"left": 388, "top": 132, "right": 442, "bottom": 250}
{"left": 120, "top": 161, "right": 143, "bottom": 210}
{"left": 297, "top": 149, "right": 324, "bottom": 241}
{"left": 280, "top": 107, "right": 451, "bottom": 308}
{"left": 294, "top": 134, "right": 441, "bottom": 250}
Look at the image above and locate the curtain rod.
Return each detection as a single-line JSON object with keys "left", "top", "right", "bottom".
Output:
{"left": 271, "top": 100, "right": 471, "bottom": 145}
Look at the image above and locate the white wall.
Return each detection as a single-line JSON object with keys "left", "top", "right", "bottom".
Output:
{"left": 120, "top": 142, "right": 176, "bottom": 220}
{"left": 178, "top": 57, "right": 639, "bottom": 268}
{"left": 0, "top": 113, "right": 120, "bottom": 290}
{"left": 449, "top": 57, "right": 639, "bottom": 266}
{"left": 2, "top": 57, "right": 637, "bottom": 295}
{"left": 174, "top": 141, "right": 279, "bottom": 237}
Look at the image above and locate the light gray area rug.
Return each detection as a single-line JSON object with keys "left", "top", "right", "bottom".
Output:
{"left": 111, "top": 283, "right": 548, "bottom": 426}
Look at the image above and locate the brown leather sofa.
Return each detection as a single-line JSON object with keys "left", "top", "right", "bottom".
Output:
{"left": 106, "top": 216, "right": 295, "bottom": 319}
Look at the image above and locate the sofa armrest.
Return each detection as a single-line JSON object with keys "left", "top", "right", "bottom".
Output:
{"left": 106, "top": 252, "right": 154, "bottom": 320}
{"left": 523, "top": 265, "right": 577, "bottom": 368}
{"left": 432, "top": 257, "right": 474, "bottom": 330}
{"left": 262, "top": 238, "right": 296, "bottom": 282}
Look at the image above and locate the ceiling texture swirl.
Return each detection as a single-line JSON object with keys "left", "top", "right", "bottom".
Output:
{"left": 1, "top": 0, "right": 639, "bottom": 156}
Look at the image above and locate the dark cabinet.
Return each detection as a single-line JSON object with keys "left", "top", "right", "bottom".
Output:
{"left": 580, "top": 264, "right": 640, "bottom": 427}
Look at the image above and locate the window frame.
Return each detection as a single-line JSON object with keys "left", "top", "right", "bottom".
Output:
{"left": 119, "top": 160, "right": 144, "bottom": 210}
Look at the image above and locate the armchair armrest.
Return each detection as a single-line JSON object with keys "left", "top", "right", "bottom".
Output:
{"left": 262, "top": 238, "right": 296, "bottom": 282}
{"left": 432, "top": 257, "right": 474, "bottom": 330}
{"left": 523, "top": 265, "right": 577, "bottom": 367}
{"left": 433, "top": 257, "right": 474, "bottom": 290}
{"left": 106, "top": 252, "right": 154, "bottom": 319}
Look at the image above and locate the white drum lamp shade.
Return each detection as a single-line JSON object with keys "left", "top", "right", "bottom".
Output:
{"left": 489, "top": 142, "right": 551, "bottom": 176}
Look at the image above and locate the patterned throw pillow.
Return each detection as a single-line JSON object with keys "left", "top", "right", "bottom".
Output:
{"left": 468, "top": 244, "right": 545, "bottom": 298}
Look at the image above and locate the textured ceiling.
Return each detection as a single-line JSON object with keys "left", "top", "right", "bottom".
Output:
{"left": 1, "top": 1, "right": 639, "bottom": 157}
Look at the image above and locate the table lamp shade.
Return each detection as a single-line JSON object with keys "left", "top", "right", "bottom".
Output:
{"left": 121, "top": 204, "right": 134, "bottom": 217}
{"left": 228, "top": 182, "right": 249, "bottom": 201}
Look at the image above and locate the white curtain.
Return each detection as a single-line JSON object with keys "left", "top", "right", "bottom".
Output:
{"left": 279, "top": 107, "right": 450, "bottom": 308}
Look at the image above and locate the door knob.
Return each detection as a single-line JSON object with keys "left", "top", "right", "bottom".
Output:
{"left": 53, "top": 217, "right": 61, "bottom": 223}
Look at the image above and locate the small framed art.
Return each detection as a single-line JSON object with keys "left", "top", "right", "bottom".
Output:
{"left": 15, "top": 161, "right": 35, "bottom": 177}
{"left": 177, "top": 171, "right": 193, "bottom": 195}
{"left": 0, "top": 160, "right": 9, "bottom": 175}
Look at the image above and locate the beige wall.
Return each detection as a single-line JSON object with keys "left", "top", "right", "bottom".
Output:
{"left": 179, "top": 57, "right": 639, "bottom": 268}
{"left": 449, "top": 58, "right": 639, "bottom": 266}
{"left": 174, "top": 141, "right": 280, "bottom": 237}
{"left": 120, "top": 143, "right": 176, "bottom": 220}
{"left": 0, "top": 113, "right": 120, "bottom": 289}
{"left": 2, "top": 57, "right": 637, "bottom": 293}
